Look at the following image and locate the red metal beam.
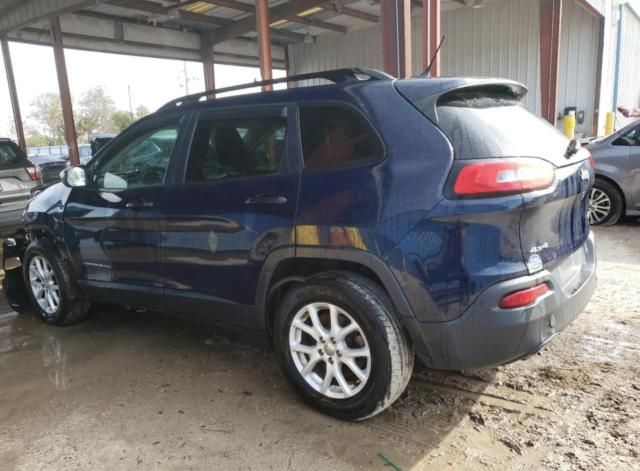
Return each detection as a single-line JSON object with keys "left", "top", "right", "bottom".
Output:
{"left": 50, "top": 16, "right": 80, "bottom": 166}
{"left": 256, "top": 0, "right": 273, "bottom": 92}
{"left": 381, "top": 0, "right": 412, "bottom": 78}
{"left": 1, "top": 36, "right": 26, "bottom": 151}
{"left": 539, "top": 0, "right": 562, "bottom": 125}
{"left": 201, "top": 35, "right": 216, "bottom": 93}
{"left": 422, "top": 0, "right": 441, "bottom": 76}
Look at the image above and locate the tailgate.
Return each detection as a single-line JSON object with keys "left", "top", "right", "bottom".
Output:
{"left": 520, "top": 153, "right": 593, "bottom": 272}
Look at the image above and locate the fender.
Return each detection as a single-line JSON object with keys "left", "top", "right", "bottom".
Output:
{"left": 252, "top": 246, "right": 416, "bottom": 332}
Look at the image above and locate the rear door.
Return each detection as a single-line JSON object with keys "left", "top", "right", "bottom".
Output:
{"left": 158, "top": 105, "right": 299, "bottom": 327}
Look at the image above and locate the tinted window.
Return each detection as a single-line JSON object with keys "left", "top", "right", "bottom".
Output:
{"left": 186, "top": 117, "right": 285, "bottom": 182}
{"left": 612, "top": 126, "right": 640, "bottom": 146}
{"left": 408, "top": 90, "right": 568, "bottom": 160}
{"left": 91, "top": 126, "right": 178, "bottom": 190}
{"left": 0, "top": 141, "right": 24, "bottom": 167}
{"left": 300, "top": 105, "right": 382, "bottom": 170}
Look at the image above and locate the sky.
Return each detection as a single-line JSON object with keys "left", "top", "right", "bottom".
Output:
{"left": 0, "top": 42, "right": 285, "bottom": 139}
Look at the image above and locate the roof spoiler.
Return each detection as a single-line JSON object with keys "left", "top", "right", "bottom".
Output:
{"left": 396, "top": 78, "right": 528, "bottom": 124}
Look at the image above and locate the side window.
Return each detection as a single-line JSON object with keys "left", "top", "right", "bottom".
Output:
{"left": 185, "top": 116, "right": 286, "bottom": 182}
{"left": 91, "top": 126, "right": 179, "bottom": 190}
{"left": 612, "top": 126, "right": 640, "bottom": 147}
{"left": 299, "top": 105, "right": 383, "bottom": 170}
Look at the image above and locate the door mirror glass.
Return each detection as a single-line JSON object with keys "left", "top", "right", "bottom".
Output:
{"left": 61, "top": 166, "right": 87, "bottom": 187}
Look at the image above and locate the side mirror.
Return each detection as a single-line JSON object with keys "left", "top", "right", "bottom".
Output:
{"left": 61, "top": 166, "right": 87, "bottom": 188}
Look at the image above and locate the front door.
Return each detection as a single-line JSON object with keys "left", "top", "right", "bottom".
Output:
{"left": 159, "top": 105, "right": 299, "bottom": 326}
{"left": 65, "top": 113, "right": 189, "bottom": 306}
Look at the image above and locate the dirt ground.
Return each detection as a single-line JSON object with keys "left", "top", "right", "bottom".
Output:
{"left": 0, "top": 220, "right": 639, "bottom": 470}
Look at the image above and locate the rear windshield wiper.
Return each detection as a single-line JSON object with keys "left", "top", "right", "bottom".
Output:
{"left": 565, "top": 139, "right": 579, "bottom": 159}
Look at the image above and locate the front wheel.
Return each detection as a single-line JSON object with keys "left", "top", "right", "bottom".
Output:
{"left": 23, "top": 239, "right": 90, "bottom": 326}
{"left": 274, "top": 272, "right": 413, "bottom": 421}
{"left": 589, "top": 179, "right": 624, "bottom": 226}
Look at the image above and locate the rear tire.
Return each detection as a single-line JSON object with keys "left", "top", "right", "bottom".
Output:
{"left": 23, "top": 239, "right": 90, "bottom": 326}
{"left": 589, "top": 179, "right": 624, "bottom": 226}
{"left": 274, "top": 272, "right": 413, "bottom": 421}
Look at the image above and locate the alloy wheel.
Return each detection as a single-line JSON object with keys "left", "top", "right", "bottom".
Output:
{"left": 288, "top": 302, "right": 371, "bottom": 399}
{"left": 588, "top": 188, "right": 611, "bottom": 225}
{"left": 29, "top": 256, "right": 60, "bottom": 315}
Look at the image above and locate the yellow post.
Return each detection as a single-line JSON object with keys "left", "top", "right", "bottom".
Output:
{"left": 563, "top": 111, "right": 576, "bottom": 139}
{"left": 605, "top": 112, "right": 615, "bottom": 135}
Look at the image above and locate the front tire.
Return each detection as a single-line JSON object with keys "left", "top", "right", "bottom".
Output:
{"left": 274, "top": 272, "right": 413, "bottom": 421}
{"left": 23, "top": 239, "right": 90, "bottom": 326}
{"left": 589, "top": 179, "right": 624, "bottom": 226}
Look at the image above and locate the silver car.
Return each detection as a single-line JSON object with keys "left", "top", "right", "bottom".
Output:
{"left": 0, "top": 138, "right": 42, "bottom": 236}
{"left": 586, "top": 119, "right": 640, "bottom": 225}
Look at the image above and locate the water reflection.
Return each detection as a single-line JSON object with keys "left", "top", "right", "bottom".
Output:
{"left": 41, "top": 335, "right": 70, "bottom": 391}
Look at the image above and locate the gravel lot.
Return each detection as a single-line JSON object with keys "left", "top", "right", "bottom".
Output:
{"left": 0, "top": 220, "right": 639, "bottom": 470}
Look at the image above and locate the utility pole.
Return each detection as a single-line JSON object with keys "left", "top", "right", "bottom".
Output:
{"left": 183, "top": 61, "right": 190, "bottom": 95}
{"left": 127, "top": 85, "right": 133, "bottom": 116}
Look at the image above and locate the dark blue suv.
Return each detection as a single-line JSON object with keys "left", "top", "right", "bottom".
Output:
{"left": 3, "top": 68, "right": 596, "bottom": 420}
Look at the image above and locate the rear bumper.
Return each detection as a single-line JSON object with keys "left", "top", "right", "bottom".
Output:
{"left": 406, "top": 231, "right": 597, "bottom": 370}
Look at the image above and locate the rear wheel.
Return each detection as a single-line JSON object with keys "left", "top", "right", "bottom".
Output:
{"left": 274, "top": 272, "right": 413, "bottom": 421}
{"left": 23, "top": 239, "right": 90, "bottom": 326}
{"left": 589, "top": 179, "right": 624, "bottom": 226}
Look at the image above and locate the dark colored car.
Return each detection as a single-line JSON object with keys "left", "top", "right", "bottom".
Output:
{"left": 2, "top": 69, "right": 596, "bottom": 420}
{"left": 586, "top": 119, "right": 640, "bottom": 225}
{"left": 28, "top": 145, "right": 94, "bottom": 184}
{"left": 0, "top": 138, "right": 42, "bottom": 237}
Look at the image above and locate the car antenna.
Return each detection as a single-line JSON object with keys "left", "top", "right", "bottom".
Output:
{"left": 422, "top": 35, "right": 446, "bottom": 77}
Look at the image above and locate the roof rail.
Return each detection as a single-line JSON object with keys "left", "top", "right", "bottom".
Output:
{"left": 158, "top": 67, "right": 393, "bottom": 111}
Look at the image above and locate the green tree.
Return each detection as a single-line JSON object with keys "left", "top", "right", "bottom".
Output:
{"left": 135, "top": 105, "right": 151, "bottom": 119}
{"left": 111, "top": 110, "right": 135, "bottom": 132}
{"left": 29, "top": 93, "right": 65, "bottom": 145}
{"left": 77, "top": 86, "right": 116, "bottom": 140}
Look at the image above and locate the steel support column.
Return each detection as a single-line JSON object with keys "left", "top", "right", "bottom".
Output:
{"left": 255, "top": 0, "right": 273, "bottom": 92}
{"left": 50, "top": 16, "right": 80, "bottom": 166}
{"left": 201, "top": 36, "right": 216, "bottom": 92}
{"left": 381, "top": 0, "right": 412, "bottom": 78}
{"left": 539, "top": 0, "right": 562, "bottom": 125}
{"left": 592, "top": 14, "right": 605, "bottom": 136}
{"left": 1, "top": 36, "right": 26, "bottom": 150}
{"left": 422, "top": 0, "right": 441, "bottom": 76}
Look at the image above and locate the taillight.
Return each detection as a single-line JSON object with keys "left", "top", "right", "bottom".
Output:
{"left": 588, "top": 154, "right": 596, "bottom": 169}
{"left": 452, "top": 158, "right": 555, "bottom": 197}
{"left": 26, "top": 165, "right": 42, "bottom": 181}
{"left": 499, "top": 283, "right": 550, "bottom": 309}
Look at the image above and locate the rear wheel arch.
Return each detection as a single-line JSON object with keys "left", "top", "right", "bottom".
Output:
{"left": 594, "top": 174, "right": 626, "bottom": 211}
{"left": 256, "top": 248, "right": 415, "bottom": 337}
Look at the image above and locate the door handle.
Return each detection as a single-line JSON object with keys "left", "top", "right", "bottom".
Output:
{"left": 245, "top": 194, "right": 287, "bottom": 205}
{"left": 126, "top": 200, "right": 154, "bottom": 209}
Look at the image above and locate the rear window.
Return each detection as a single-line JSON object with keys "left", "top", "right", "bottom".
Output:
{"left": 0, "top": 141, "right": 25, "bottom": 167}
{"left": 414, "top": 89, "right": 568, "bottom": 160}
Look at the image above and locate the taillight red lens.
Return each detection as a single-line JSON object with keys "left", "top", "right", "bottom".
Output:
{"left": 499, "top": 283, "right": 550, "bottom": 309}
{"left": 453, "top": 159, "right": 555, "bottom": 197}
{"left": 26, "top": 165, "right": 42, "bottom": 181}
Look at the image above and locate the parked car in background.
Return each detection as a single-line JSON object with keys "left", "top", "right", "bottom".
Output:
{"left": 586, "top": 119, "right": 640, "bottom": 225}
{"left": 0, "top": 138, "right": 42, "bottom": 236}
{"left": 3, "top": 69, "right": 596, "bottom": 420}
{"left": 26, "top": 144, "right": 95, "bottom": 184}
